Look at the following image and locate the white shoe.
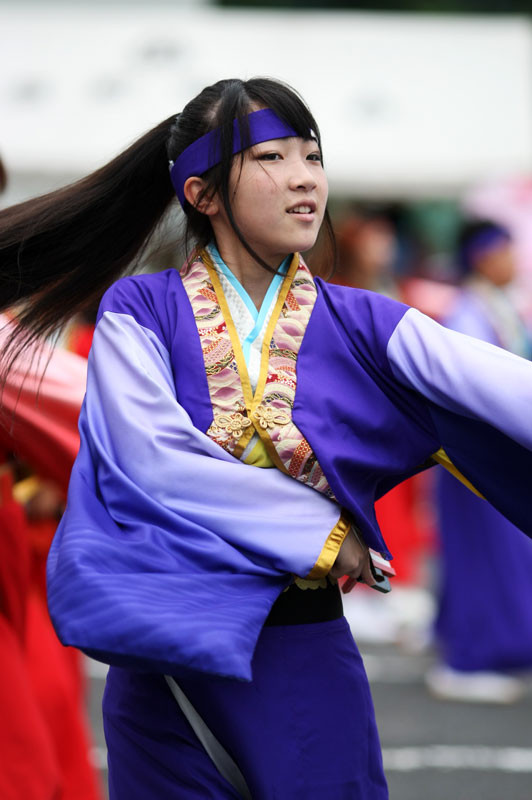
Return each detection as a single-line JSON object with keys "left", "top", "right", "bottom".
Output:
{"left": 425, "top": 664, "right": 526, "bottom": 704}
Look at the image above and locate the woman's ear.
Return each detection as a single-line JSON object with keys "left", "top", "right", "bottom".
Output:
{"left": 183, "top": 177, "right": 219, "bottom": 215}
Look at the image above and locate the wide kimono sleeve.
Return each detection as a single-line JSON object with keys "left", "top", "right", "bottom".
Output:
{"left": 386, "top": 307, "right": 532, "bottom": 535}
{"left": 46, "top": 290, "right": 347, "bottom": 681}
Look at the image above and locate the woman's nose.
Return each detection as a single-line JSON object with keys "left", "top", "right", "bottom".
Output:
{"left": 288, "top": 160, "right": 317, "bottom": 191}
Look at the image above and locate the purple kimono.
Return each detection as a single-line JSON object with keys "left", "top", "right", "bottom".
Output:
{"left": 434, "top": 278, "right": 532, "bottom": 672}
{"left": 47, "top": 257, "right": 532, "bottom": 798}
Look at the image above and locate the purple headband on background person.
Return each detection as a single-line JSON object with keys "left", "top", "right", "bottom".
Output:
{"left": 170, "top": 108, "right": 299, "bottom": 208}
{"left": 461, "top": 226, "right": 512, "bottom": 272}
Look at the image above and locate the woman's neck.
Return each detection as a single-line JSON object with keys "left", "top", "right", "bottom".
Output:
{"left": 211, "top": 242, "right": 288, "bottom": 311}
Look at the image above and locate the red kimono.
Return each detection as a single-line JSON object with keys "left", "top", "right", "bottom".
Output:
{"left": 0, "top": 321, "right": 103, "bottom": 800}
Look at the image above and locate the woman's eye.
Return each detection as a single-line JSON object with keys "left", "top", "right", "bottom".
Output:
{"left": 257, "top": 152, "right": 281, "bottom": 161}
{"left": 307, "top": 153, "right": 322, "bottom": 163}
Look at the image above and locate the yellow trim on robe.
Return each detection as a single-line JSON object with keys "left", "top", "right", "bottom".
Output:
{"left": 252, "top": 252, "right": 299, "bottom": 407}
{"left": 305, "top": 510, "right": 351, "bottom": 580}
{"left": 432, "top": 447, "right": 485, "bottom": 499}
{"left": 201, "top": 250, "right": 256, "bottom": 457}
{"left": 201, "top": 249, "right": 300, "bottom": 470}
{"left": 244, "top": 437, "right": 275, "bottom": 468}
{"left": 247, "top": 253, "right": 300, "bottom": 472}
{"left": 250, "top": 420, "right": 291, "bottom": 473}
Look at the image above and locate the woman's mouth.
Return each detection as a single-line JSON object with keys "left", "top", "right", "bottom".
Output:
{"left": 286, "top": 201, "right": 317, "bottom": 221}
{"left": 288, "top": 205, "right": 313, "bottom": 214}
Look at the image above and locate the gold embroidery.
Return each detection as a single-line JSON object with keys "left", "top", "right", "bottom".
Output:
{"left": 252, "top": 405, "right": 291, "bottom": 430}
{"left": 210, "top": 409, "right": 252, "bottom": 440}
{"left": 294, "top": 577, "right": 328, "bottom": 591}
{"left": 204, "top": 351, "right": 235, "bottom": 376}
{"left": 199, "top": 250, "right": 301, "bottom": 467}
{"left": 182, "top": 251, "right": 330, "bottom": 491}
{"left": 195, "top": 306, "right": 220, "bottom": 323}
{"left": 283, "top": 574, "right": 338, "bottom": 593}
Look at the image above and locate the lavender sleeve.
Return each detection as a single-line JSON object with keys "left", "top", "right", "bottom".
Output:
{"left": 47, "top": 309, "right": 343, "bottom": 680}
{"left": 386, "top": 307, "right": 532, "bottom": 451}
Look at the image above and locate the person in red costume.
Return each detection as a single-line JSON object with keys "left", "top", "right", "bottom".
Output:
{"left": 0, "top": 159, "right": 104, "bottom": 800}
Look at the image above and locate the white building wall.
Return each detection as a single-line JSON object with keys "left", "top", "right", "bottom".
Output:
{"left": 1, "top": 5, "right": 531, "bottom": 201}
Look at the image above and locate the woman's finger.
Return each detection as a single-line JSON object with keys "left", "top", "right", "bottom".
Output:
{"left": 341, "top": 576, "right": 357, "bottom": 594}
{"left": 358, "top": 557, "right": 376, "bottom": 588}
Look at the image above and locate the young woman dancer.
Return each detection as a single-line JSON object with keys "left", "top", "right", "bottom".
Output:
{"left": 1, "top": 77, "right": 531, "bottom": 799}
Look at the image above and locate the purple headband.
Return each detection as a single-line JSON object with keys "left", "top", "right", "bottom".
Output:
{"left": 462, "top": 226, "right": 511, "bottom": 272}
{"left": 170, "top": 108, "right": 298, "bottom": 208}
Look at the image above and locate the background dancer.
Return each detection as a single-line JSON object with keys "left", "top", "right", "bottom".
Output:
{"left": 427, "top": 218, "right": 532, "bottom": 703}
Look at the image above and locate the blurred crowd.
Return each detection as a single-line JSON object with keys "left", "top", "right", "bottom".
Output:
{"left": 2, "top": 154, "right": 532, "bottom": 797}
{"left": 333, "top": 193, "right": 532, "bottom": 705}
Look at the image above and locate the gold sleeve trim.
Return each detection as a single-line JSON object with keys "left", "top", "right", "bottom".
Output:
{"left": 305, "top": 510, "right": 351, "bottom": 580}
{"left": 432, "top": 447, "right": 485, "bottom": 499}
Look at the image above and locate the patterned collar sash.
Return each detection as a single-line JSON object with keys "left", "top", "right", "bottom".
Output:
{"left": 180, "top": 250, "right": 332, "bottom": 496}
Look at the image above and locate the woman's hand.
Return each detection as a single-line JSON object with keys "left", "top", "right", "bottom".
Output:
{"left": 329, "top": 527, "right": 375, "bottom": 594}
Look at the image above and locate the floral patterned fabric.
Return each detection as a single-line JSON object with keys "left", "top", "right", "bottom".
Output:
{"left": 180, "top": 253, "right": 332, "bottom": 496}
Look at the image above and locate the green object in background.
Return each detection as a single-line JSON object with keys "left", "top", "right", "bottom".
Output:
{"left": 404, "top": 199, "right": 462, "bottom": 281}
{"left": 406, "top": 200, "right": 461, "bottom": 256}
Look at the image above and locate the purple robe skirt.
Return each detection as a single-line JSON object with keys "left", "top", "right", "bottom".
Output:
{"left": 102, "top": 616, "right": 388, "bottom": 799}
{"left": 435, "top": 468, "right": 532, "bottom": 672}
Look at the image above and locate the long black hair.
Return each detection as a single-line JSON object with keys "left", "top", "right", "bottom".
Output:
{"left": 0, "top": 77, "right": 336, "bottom": 377}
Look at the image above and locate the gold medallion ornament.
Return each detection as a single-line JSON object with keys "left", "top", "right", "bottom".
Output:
{"left": 211, "top": 408, "right": 252, "bottom": 441}
{"left": 252, "top": 405, "right": 291, "bottom": 430}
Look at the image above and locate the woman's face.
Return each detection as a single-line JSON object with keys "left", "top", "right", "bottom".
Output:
{"left": 211, "top": 136, "right": 329, "bottom": 268}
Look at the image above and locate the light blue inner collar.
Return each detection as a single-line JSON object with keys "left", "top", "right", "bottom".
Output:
{"left": 207, "top": 243, "right": 291, "bottom": 364}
